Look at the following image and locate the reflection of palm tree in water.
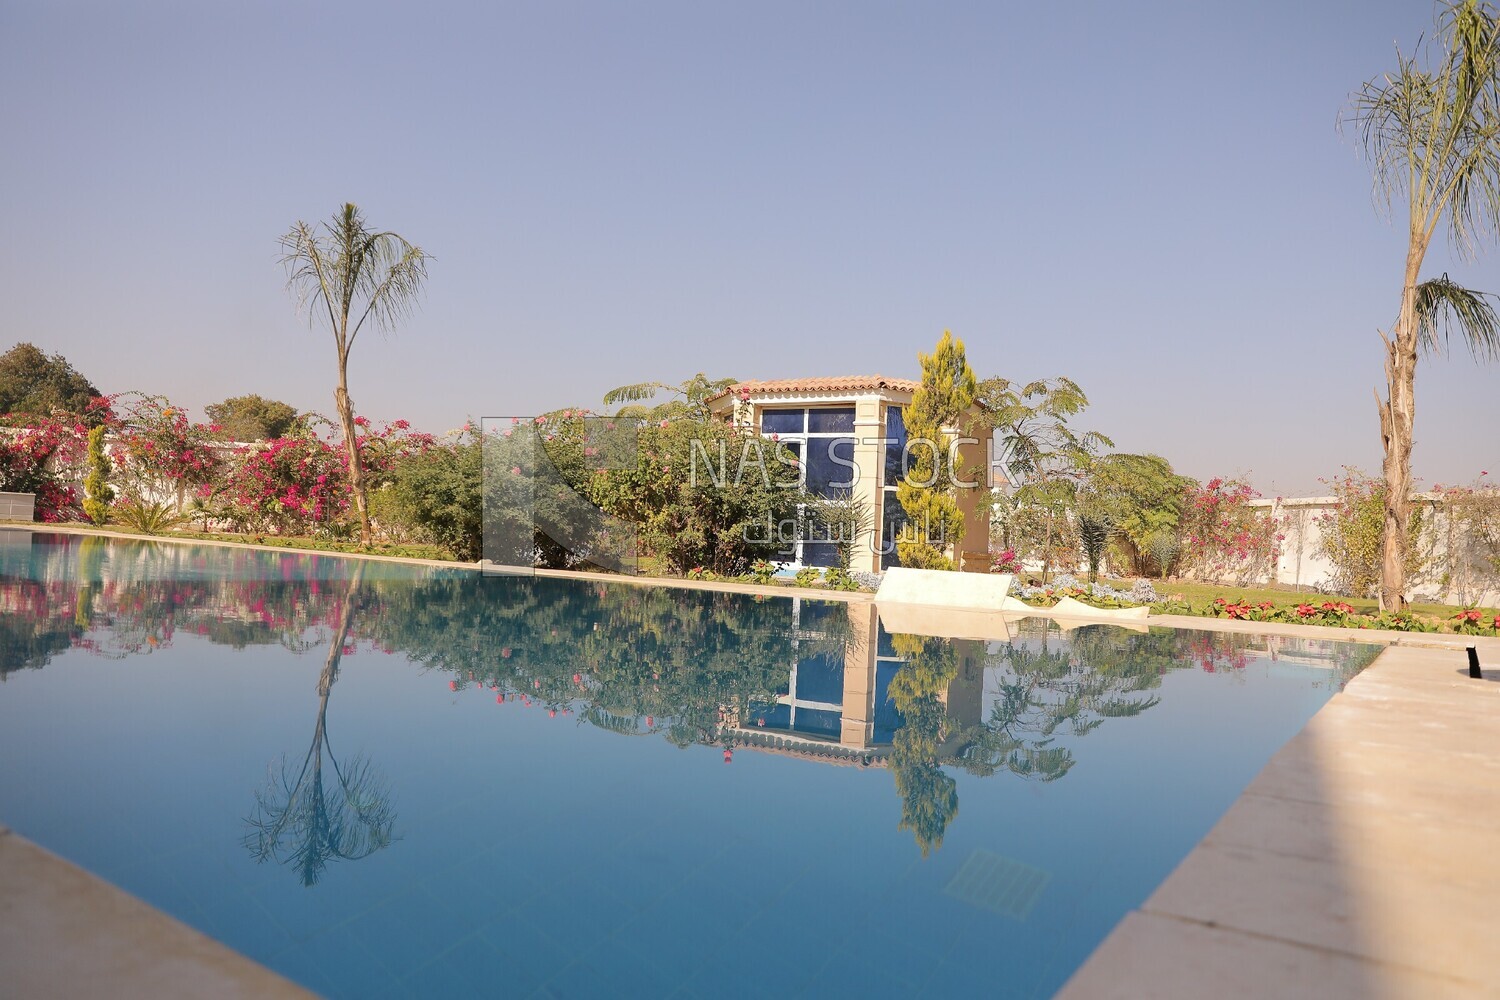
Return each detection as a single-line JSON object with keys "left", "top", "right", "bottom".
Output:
{"left": 953, "top": 625, "right": 1164, "bottom": 782}
{"left": 886, "top": 625, "right": 1175, "bottom": 856}
{"left": 243, "top": 564, "right": 396, "bottom": 886}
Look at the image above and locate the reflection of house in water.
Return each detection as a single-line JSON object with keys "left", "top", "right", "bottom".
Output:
{"left": 1249, "top": 634, "right": 1367, "bottom": 670}
{"left": 730, "top": 600, "right": 986, "bottom": 766}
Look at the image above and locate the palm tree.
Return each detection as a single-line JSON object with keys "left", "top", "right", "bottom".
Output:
{"left": 280, "top": 204, "right": 430, "bottom": 544}
{"left": 980, "top": 377, "right": 1112, "bottom": 582}
{"left": 1075, "top": 507, "right": 1113, "bottom": 585}
{"left": 1347, "top": 1, "right": 1500, "bottom": 609}
{"left": 602, "top": 373, "right": 738, "bottom": 422}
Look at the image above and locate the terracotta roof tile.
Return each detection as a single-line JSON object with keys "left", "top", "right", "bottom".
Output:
{"left": 707, "top": 375, "right": 919, "bottom": 401}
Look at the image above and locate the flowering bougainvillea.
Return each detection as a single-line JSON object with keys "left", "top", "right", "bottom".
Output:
{"left": 0, "top": 416, "right": 90, "bottom": 521}
{"left": 1177, "top": 477, "right": 1281, "bottom": 586}
{"left": 992, "top": 548, "right": 1021, "bottom": 574}
{"left": 1316, "top": 467, "right": 1426, "bottom": 599}
{"left": 1430, "top": 475, "right": 1500, "bottom": 607}
{"left": 222, "top": 435, "right": 349, "bottom": 534}
{"left": 217, "top": 417, "right": 435, "bottom": 536}
{"left": 111, "top": 393, "right": 228, "bottom": 508}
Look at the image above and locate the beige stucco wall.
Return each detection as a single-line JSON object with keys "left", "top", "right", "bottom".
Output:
{"left": 1254, "top": 494, "right": 1499, "bottom": 606}
{"left": 953, "top": 413, "right": 991, "bottom": 572}
{"left": 849, "top": 395, "right": 885, "bottom": 574}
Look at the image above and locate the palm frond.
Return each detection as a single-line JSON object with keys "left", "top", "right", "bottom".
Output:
{"left": 602, "top": 382, "right": 669, "bottom": 406}
{"left": 1343, "top": 2, "right": 1500, "bottom": 255}
{"left": 1414, "top": 273, "right": 1500, "bottom": 359}
{"left": 279, "top": 203, "right": 430, "bottom": 352}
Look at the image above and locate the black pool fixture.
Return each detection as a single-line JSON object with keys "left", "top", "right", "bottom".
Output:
{"left": 1469, "top": 646, "right": 1482, "bottom": 679}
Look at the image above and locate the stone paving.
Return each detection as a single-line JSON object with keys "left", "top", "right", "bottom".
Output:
{"left": 1057, "top": 636, "right": 1500, "bottom": 999}
{"left": 0, "top": 828, "right": 311, "bottom": 998}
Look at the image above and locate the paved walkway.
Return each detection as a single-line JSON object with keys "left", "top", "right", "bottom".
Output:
{"left": 1057, "top": 637, "right": 1500, "bottom": 999}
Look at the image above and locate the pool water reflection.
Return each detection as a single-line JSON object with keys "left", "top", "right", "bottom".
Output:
{"left": 0, "top": 531, "right": 1379, "bottom": 998}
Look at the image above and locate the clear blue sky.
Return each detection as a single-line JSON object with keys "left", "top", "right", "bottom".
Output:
{"left": 2, "top": 0, "right": 1496, "bottom": 494}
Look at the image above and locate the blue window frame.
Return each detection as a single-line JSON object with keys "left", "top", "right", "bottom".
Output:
{"left": 759, "top": 406, "right": 858, "bottom": 568}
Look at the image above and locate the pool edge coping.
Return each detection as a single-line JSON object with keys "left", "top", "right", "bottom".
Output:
{"left": 14, "top": 524, "right": 1500, "bottom": 638}
{"left": 0, "top": 827, "right": 315, "bottom": 999}
{"left": 1054, "top": 638, "right": 1500, "bottom": 998}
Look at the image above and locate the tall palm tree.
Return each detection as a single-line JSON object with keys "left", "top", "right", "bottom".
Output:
{"left": 280, "top": 204, "right": 430, "bottom": 544}
{"left": 1347, "top": 1, "right": 1500, "bottom": 609}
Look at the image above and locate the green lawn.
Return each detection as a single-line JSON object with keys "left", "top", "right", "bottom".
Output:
{"left": 1102, "top": 577, "right": 1497, "bottom": 620}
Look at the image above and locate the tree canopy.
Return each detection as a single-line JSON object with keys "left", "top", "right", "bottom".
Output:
{"left": 0, "top": 343, "right": 103, "bottom": 422}
{"left": 896, "top": 331, "right": 977, "bottom": 570}
{"left": 204, "top": 394, "right": 302, "bottom": 441}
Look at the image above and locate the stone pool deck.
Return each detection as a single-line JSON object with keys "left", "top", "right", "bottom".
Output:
{"left": 0, "top": 826, "right": 311, "bottom": 998}
{"left": 1057, "top": 634, "right": 1500, "bottom": 1000}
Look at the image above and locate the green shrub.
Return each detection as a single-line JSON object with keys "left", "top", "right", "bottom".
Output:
{"left": 1318, "top": 468, "right": 1425, "bottom": 598}
{"left": 113, "top": 498, "right": 189, "bottom": 534}
{"left": 386, "top": 433, "right": 483, "bottom": 561}
{"left": 749, "top": 559, "right": 776, "bottom": 585}
{"left": 587, "top": 416, "right": 807, "bottom": 576}
{"left": 794, "top": 566, "right": 823, "bottom": 588}
{"left": 81, "top": 425, "right": 114, "bottom": 525}
{"left": 1372, "top": 610, "right": 1438, "bottom": 632}
{"left": 823, "top": 567, "right": 862, "bottom": 591}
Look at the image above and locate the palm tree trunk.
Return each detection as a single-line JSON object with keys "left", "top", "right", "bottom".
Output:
{"left": 1378, "top": 244, "right": 1425, "bottom": 610}
{"left": 333, "top": 358, "right": 373, "bottom": 545}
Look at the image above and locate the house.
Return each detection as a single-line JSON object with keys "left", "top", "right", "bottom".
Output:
{"left": 705, "top": 375, "right": 991, "bottom": 574}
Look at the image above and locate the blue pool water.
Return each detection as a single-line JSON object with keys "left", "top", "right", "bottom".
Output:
{"left": 0, "top": 531, "right": 1380, "bottom": 999}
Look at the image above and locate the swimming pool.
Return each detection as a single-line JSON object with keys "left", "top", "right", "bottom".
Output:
{"left": 0, "top": 531, "right": 1380, "bottom": 998}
